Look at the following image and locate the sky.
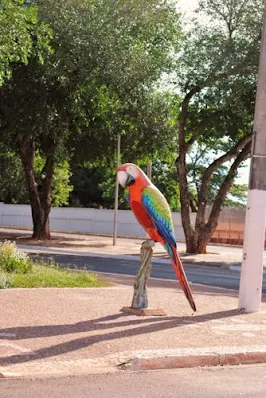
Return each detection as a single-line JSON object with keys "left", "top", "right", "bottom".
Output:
{"left": 178, "top": 0, "right": 198, "bottom": 12}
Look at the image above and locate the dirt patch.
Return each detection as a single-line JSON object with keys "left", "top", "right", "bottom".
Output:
{"left": 0, "top": 231, "right": 103, "bottom": 249}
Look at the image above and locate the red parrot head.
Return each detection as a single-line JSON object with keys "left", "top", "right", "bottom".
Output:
{"left": 117, "top": 163, "right": 148, "bottom": 188}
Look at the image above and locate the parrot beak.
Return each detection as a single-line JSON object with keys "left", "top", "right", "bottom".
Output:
{"left": 117, "top": 166, "right": 126, "bottom": 172}
{"left": 117, "top": 171, "right": 127, "bottom": 188}
{"left": 117, "top": 166, "right": 135, "bottom": 188}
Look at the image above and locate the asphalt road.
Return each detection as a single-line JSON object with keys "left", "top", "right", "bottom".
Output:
{"left": 1, "top": 364, "right": 266, "bottom": 398}
{"left": 34, "top": 253, "right": 266, "bottom": 293}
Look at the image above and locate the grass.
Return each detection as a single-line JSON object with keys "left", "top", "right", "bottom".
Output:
{"left": 12, "top": 263, "right": 107, "bottom": 288}
{"left": 11, "top": 264, "right": 106, "bottom": 288}
{"left": 0, "top": 240, "right": 108, "bottom": 289}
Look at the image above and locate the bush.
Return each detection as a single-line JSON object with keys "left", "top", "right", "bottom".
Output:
{"left": 0, "top": 242, "right": 108, "bottom": 289}
{"left": 0, "top": 270, "right": 13, "bottom": 289}
{"left": 0, "top": 241, "right": 32, "bottom": 274}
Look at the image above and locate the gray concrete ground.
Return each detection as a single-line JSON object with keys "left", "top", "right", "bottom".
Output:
{"left": 1, "top": 364, "right": 266, "bottom": 398}
{"left": 0, "top": 227, "right": 266, "bottom": 378}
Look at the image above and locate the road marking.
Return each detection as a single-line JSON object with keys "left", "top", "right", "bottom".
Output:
{"left": 0, "top": 333, "right": 17, "bottom": 338}
{"left": 212, "top": 325, "right": 266, "bottom": 331}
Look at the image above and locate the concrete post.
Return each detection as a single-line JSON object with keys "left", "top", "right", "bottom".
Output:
{"left": 120, "top": 239, "right": 166, "bottom": 316}
{"left": 131, "top": 240, "right": 154, "bottom": 309}
{"left": 238, "top": 5, "right": 266, "bottom": 312}
{"left": 0, "top": 202, "right": 3, "bottom": 226}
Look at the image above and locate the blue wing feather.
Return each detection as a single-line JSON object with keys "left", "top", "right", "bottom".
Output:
{"left": 142, "top": 189, "right": 176, "bottom": 247}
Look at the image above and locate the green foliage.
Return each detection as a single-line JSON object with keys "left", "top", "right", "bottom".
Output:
{"left": 0, "top": 270, "right": 13, "bottom": 289}
{"left": 0, "top": 0, "right": 53, "bottom": 85}
{"left": 0, "top": 143, "right": 28, "bottom": 203}
{"left": 224, "top": 184, "right": 248, "bottom": 208}
{"left": 69, "top": 90, "right": 179, "bottom": 210}
{"left": 175, "top": 0, "right": 260, "bottom": 215}
{"left": 52, "top": 161, "right": 73, "bottom": 207}
{"left": 0, "top": 146, "right": 73, "bottom": 206}
{"left": 0, "top": 0, "right": 183, "bottom": 238}
{"left": 186, "top": 141, "right": 248, "bottom": 209}
{"left": 0, "top": 0, "right": 255, "bottom": 224}
{"left": 0, "top": 241, "right": 32, "bottom": 273}
{"left": 71, "top": 77, "right": 179, "bottom": 166}
{"left": 179, "top": 0, "right": 261, "bottom": 90}
{"left": 151, "top": 160, "right": 180, "bottom": 211}
{"left": 70, "top": 164, "right": 128, "bottom": 209}
{"left": 34, "top": 154, "right": 73, "bottom": 207}
{"left": 177, "top": 0, "right": 260, "bottom": 140}
{"left": 70, "top": 159, "right": 180, "bottom": 211}
{"left": 37, "top": 0, "right": 182, "bottom": 164}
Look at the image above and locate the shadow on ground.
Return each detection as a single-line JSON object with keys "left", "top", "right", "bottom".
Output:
{"left": 0, "top": 308, "right": 243, "bottom": 366}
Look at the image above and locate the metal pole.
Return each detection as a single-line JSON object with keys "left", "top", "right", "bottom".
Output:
{"left": 147, "top": 161, "right": 152, "bottom": 181}
{"left": 113, "top": 134, "right": 121, "bottom": 246}
{"left": 229, "top": 215, "right": 232, "bottom": 243}
{"left": 238, "top": 4, "right": 266, "bottom": 312}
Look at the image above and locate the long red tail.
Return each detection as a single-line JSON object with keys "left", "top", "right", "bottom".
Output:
{"left": 168, "top": 244, "right": 196, "bottom": 312}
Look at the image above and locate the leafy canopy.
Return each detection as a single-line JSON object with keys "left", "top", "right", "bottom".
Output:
{"left": 0, "top": 0, "right": 52, "bottom": 85}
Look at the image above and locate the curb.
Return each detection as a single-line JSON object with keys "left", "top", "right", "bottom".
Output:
{"left": 119, "top": 346, "right": 266, "bottom": 371}
{"left": 1, "top": 346, "right": 266, "bottom": 378}
{"left": 18, "top": 244, "right": 235, "bottom": 269}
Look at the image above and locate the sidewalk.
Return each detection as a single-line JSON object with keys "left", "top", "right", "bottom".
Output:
{"left": 0, "top": 278, "right": 266, "bottom": 378}
{"left": 0, "top": 227, "right": 266, "bottom": 378}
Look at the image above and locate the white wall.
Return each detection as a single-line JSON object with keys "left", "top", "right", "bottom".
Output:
{"left": 0, "top": 203, "right": 192, "bottom": 241}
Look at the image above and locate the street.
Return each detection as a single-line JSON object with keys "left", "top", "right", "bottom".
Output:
{"left": 35, "top": 253, "right": 266, "bottom": 293}
{"left": 1, "top": 364, "right": 266, "bottom": 398}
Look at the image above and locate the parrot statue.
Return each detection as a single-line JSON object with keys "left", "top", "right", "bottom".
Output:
{"left": 117, "top": 163, "right": 196, "bottom": 312}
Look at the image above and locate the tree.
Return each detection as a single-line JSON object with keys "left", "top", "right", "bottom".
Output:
{"left": 0, "top": 0, "right": 183, "bottom": 239}
{"left": 174, "top": 0, "right": 261, "bottom": 253}
{"left": 0, "top": 144, "right": 73, "bottom": 206}
{"left": 69, "top": 165, "right": 115, "bottom": 209}
{"left": 186, "top": 140, "right": 248, "bottom": 210}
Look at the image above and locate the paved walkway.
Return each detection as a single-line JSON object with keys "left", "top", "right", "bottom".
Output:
{"left": 0, "top": 279, "right": 266, "bottom": 378}
{"left": 0, "top": 227, "right": 266, "bottom": 378}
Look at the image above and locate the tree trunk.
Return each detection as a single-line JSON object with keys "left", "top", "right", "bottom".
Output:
{"left": 184, "top": 230, "right": 209, "bottom": 254}
{"left": 32, "top": 209, "right": 51, "bottom": 240}
{"left": 184, "top": 142, "right": 251, "bottom": 254}
{"left": 19, "top": 137, "right": 53, "bottom": 240}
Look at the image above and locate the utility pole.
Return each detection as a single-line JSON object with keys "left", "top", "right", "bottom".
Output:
{"left": 147, "top": 161, "right": 152, "bottom": 181}
{"left": 238, "top": 4, "right": 266, "bottom": 312}
{"left": 113, "top": 134, "right": 121, "bottom": 246}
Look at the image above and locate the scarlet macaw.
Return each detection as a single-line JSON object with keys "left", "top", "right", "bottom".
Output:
{"left": 117, "top": 163, "right": 196, "bottom": 311}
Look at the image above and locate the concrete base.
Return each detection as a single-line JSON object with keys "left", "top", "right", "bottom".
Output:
{"left": 120, "top": 307, "right": 167, "bottom": 316}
